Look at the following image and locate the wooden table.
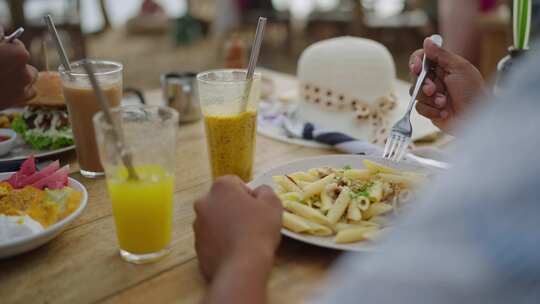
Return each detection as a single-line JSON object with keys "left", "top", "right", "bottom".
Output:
{"left": 0, "top": 71, "right": 342, "bottom": 304}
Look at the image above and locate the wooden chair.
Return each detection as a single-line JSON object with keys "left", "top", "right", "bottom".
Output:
{"left": 5, "top": 0, "right": 112, "bottom": 69}
{"left": 477, "top": 7, "right": 511, "bottom": 80}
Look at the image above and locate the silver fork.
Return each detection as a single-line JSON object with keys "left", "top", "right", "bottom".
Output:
{"left": 383, "top": 34, "right": 443, "bottom": 162}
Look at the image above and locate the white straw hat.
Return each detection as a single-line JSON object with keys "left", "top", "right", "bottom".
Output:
{"left": 296, "top": 36, "right": 438, "bottom": 145}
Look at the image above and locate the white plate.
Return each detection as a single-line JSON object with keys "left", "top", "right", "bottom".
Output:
{"left": 0, "top": 137, "right": 75, "bottom": 164}
{"left": 248, "top": 154, "right": 426, "bottom": 252}
{"left": 0, "top": 173, "right": 88, "bottom": 259}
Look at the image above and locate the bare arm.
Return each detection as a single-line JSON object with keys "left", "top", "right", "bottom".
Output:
{"left": 193, "top": 177, "right": 282, "bottom": 304}
{"left": 202, "top": 250, "right": 273, "bottom": 304}
{"left": 439, "top": 0, "right": 481, "bottom": 66}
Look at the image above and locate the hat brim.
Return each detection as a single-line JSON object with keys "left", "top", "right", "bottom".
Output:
{"left": 257, "top": 79, "right": 440, "bottom": 149}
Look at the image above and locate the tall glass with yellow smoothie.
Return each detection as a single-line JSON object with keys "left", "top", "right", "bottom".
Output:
{"left": 93, "top": 106, "right": 179, "bottom": 264}
{"left": 197, "top": 69, "right": 261, "bottom": 182}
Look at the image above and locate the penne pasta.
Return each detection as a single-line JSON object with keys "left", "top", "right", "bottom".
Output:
{"left": 346, "top": 200, "right": 362, "bottom": 221}
{"left": 355, "top": 196, "right": 370, "bottom": 211}
{"left": 273, "top": 175, "right": 302, "bottom": 193}
{"left": 327, "top": 187, "right": 352, "bottom": 224}
{"left": 334, "top": 222, "right": 354, "bottom": 232}
{"left": 297, "top": 180, "right": 312, "bottom": 188}
{"left": 335, "top": 226, "right": 379, "bottom": 244}
{"left": 368, "top": 216, "right": 390, "bottom": 226}
{"left": 377, "top": 173, "right": 423, "bottom": 186}
{"left": 348, "top": 220, "right": 381, "bottom": 228}
{"left": 282, "top": 211, "right": 311, "bottom": 233}
{"left": 278, "top": 192, "right": 302, "bottom": 203}
{"left": 274, "top": 160, "right": 422, "bottom": 244}
{"left": 306, "top": 221, "right": 334, "bottom": 236}
{"left": 335, "top": 221, "right": 379, "bottom": 232}
{"left": 284, "top": 200, "right": 331, "bottom": 226}
{"left": 363, "top": 159, "right": 400, "bottom": 175}
{"left": 301, "top": 174, "right": 336, "bottom": 200}
{"left": 275, "top": 185, "right": 285, "bottom": 194}
{"left": 308, "top": 168, "right": 320, "bottom": 176}
{"left": 363, "top": 203, "right": 393, "bottom": 220}
{"left": 362, "top": 229, "right": 384, "bottom": 241}
{"left": 343, "top": 169, "right": 370, "bottom": 180}
{"left": 282, "top": 212, "right": 333, "bottom": 236}
{"left": 320, "top": 187, "right": 333, "bottom": 212}
{"left": 289, "top": 171, "right": 319, "bottom": 182}
{"left": 367, "top": 180, "right": 384, "bottom": 203}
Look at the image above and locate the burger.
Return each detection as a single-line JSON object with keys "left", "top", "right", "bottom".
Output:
{"left": 11, "top": 72, "right": 74, "bottom": 150}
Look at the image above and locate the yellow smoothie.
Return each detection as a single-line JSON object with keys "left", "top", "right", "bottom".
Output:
{"left": 204, "top": 111, "right": 257, "bottom": 182}
{"left": 107, "top": 165, "right": 174, "bottom": 254}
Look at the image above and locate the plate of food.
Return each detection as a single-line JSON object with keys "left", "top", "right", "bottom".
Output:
{"left": 248, "top": 155, "right": 430, "bottom": 252}
{"left": 0, "top": 156, "right": 87, "bottom": 259}
{"left": 0, "top": 72, "right": 75, "bottom": 166}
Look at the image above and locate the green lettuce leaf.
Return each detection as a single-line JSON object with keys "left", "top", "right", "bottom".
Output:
{"left": 21, "top": 128, "right": 74, "bottom": 151}
{"left": 11, "top": 113, "right": 74, "bottom": 150}
{"left": 11, "top": 115, "right": 28, "bottom": 134}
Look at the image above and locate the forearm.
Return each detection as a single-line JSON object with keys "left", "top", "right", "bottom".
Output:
{"left": 202, "top": 251, "right": 274, "bottom": 304}
{"left": 439, "top": 0, "right": 481, "bottom": 65}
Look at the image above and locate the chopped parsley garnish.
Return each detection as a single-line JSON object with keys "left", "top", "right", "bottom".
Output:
{"left": 343, "top": 165, "right": 352, "bottom": 170}
{"left": 349, "top": 190, "right": 370, "bottom": 200}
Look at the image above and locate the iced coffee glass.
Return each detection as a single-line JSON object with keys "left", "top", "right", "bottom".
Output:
{"left": 59, "top": 60, "right": 123, "bottom": 178}
{"left": 197, "top": 69, "right": 261, "bottom": 182}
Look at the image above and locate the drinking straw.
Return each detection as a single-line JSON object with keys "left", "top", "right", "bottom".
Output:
{"left": 82, "top": 61, "right": 139, "bottom": 181}
{"left": 241, "top": 17, "right": 267, "bottom": 112}
{"left": 42, "top": 39, "right": 50, "bottom": 72}
{"left": 514, "top": 0, "right": 532, "bottom": 49}
{"left": 43, "top": 15, "right": 72, "bottom": 73}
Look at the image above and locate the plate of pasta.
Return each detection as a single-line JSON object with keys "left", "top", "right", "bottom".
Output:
{"left": 249, "top": 155, "right": 430, "bottom": 252}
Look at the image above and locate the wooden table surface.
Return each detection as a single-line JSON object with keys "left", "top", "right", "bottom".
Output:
{"left": 0, "top": 71, "right": 343, "bottom": 304}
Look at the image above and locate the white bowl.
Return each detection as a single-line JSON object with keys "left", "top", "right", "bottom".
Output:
{"left": 0, "top": 129, "right": 17, "bottom": 156}
{"left": 0, "top": 174, "right": 88, "bottom": 259}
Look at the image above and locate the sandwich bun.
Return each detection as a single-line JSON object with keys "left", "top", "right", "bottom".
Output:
{"left": 27, "top": 72, "right": 65, "bottom": 109}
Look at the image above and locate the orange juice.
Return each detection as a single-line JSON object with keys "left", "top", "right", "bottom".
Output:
{"left": 107, "top": 165, "right": 174, "bottom": 254}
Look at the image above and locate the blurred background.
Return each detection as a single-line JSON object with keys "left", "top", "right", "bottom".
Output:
{"left": 0, "top": 0, "right": 527, "bottom": 91}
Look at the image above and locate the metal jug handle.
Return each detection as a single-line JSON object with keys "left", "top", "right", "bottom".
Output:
{"left": 162, "top": 73, "right": 182, "bottom": 105}
{"left": 180, "top": 82, "right": 193, "bottom": 113}
{"left": 123, "top": 88, "right": 146, "bottom": 104}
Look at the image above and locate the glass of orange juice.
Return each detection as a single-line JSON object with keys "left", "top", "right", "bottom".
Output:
{"left": 197, "top": 69, "right": 261, "bottom": 182}
{"left": 93, "top": 106, "right": 178, "bottom": 264}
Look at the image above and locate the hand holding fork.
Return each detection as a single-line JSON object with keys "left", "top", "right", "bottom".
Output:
{"left": 383, "top": 35, "right": 443, "bottom": 162}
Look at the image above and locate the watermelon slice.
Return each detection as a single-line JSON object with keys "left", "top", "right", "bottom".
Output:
{"left": 6, "top": 155, "right": 37, "bottom": 188}
{"left": 4, "top": 156, "right": 69, "bottom": 190}
{"left": 20, "top": 155, "right": 36, "bottom": 176}
{"left": 20, "top": 161, "right": 60, "bottom": 185}
{"left": 6, "top": 173, "right": 25, "bottom": 189}
{"left": 32, "top": 165, "right": 69, "bottom": 190}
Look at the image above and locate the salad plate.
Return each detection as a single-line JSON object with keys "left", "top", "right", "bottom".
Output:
{"left": 0, "top": 108, "right": 75, "bottom": 169}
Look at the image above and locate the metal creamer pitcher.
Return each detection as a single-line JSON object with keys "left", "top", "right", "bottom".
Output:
{"left": 161, "top": 72, "right": 201, "bottom": 123}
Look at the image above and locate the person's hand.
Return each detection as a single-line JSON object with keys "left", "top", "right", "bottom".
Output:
{"left": 193, "top": 176, "right": 283, "bottom": 281}
{"left": 0, "top": 26, "right": 38, "bottom": 109}
{"left": 410, "top": 38, "right": 486, "bottom": 133}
